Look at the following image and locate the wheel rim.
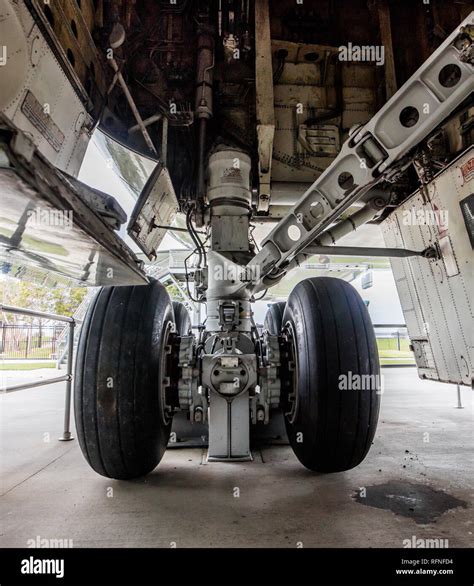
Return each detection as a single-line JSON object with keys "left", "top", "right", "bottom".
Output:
{"left": 281, "top": 320, "right": 299, "bottom": 425}
{"left": 159, "top": 320, "right": 176, "bottom": 426}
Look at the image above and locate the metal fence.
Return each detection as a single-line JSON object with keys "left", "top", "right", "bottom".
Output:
{"left": 0, "top": 323, "right": 66, "bottom": 360}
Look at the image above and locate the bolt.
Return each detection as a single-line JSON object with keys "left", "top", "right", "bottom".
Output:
{"left": 194, "top": 407, "right": 203, "bottom": 423}
{"left": 257, "top": 407, "right": 265, "bottom": 422}
{"left": 373, "top": 197, "right": 386, "bottom": 208}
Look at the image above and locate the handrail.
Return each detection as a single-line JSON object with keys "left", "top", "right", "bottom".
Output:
{"left": 55, "top": 290, "right": 95, "bottom": 367}
{"left": 0, "top": 304, "right": 75, "bottom": 442}
{"left": 0, "top": 304, "right": 75, "bottom": 324}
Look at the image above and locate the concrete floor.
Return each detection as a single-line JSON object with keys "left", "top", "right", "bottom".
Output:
{"left": 0, "top": 368, "right": 472, "bottom": 548}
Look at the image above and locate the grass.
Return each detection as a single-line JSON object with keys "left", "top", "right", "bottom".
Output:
{"left": 379, "top": 349, "right": 414, "bottom": 358}
{"left": 1, "top": 347, "right": 56, "bottom": 359}
{"left": 380, "top": 357, "right": 416, "bottom": 366}
{"left": 377, "top": 337, "right": 411, "bottom": 352}
{"left": 1, "top": 338, "right": 60, "bottom": 360}
{"left": 0, "top": 338, "right": 415, "bottom": 369}
{"left": 377, "top": 337, "right": 415, "bottom": 366}
{"left": 0, "top": 362, "right": 56, "bottom": 370}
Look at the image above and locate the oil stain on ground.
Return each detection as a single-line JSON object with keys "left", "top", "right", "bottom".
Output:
{"left": 353, "top": 481, "right": 468, "bottom": 524}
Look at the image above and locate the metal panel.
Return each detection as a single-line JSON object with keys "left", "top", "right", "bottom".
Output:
{"left": 127, "top": 163, "right": 179, "bottom": 260}
{"left": 208, "top": 391, "right": 251, "bottom": 461}
{"left": 0, "top": 119, "right": 147, "bottom": 286}
{"left": 382, "top": 147, "right": 474, "bottom": 385}
{"left": 211, "top": 216, "right": 250, "bottom": 253}
{"left": 0, "top": 0, "right": 90, "bottom": 176}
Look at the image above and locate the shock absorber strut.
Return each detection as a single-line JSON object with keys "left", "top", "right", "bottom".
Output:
{"left": 201, "top": 147, "right": 257, "bottom": 461}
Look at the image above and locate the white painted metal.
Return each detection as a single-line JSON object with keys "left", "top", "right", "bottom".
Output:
{"left": 0, "top": 0, "right": 91, "bottom": 176}
{"left": 207, "top": 391, "right": 252, "bottom": 462}
{"left": 382, "top": 147, "right": 474, "bottom": 386}
{"left": 246, "top": 12, "right": 474, "bottom": 289}
{"left": 207, "top": 149, "right": 252, "bottom": 211}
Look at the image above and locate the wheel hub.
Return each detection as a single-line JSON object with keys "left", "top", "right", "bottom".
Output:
{"left": 160, "top": 320, "right": 180, "bottom": 426}
{"left": 280, "top": 322, "right": 299, "bottom": 425}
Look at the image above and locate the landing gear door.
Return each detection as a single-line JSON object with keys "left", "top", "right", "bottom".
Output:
{"left": 127, "top": 162, "right": 179, "bottom": 261}
{"left": 381, "top": 147, "right": 474, "bottom": 387}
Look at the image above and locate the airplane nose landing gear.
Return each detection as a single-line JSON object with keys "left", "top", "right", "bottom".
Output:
{"left": 74, "top": 147, "right": 381, "bottom": 478}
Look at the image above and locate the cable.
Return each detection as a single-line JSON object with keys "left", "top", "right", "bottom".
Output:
{"left": 186, "top": 204, "right": 208, "bottom": 269}
{"left": 192, "top": 207, "right": 208, "bottom": 267}
{"left": 183, "top": 200, "right": 210, "bottom": 305}
{"left": 254, "top": 289, "right": 268, "bottom": 301}
{"left": 249, "top": 223, "right": 260, "bottom": 252}
{"left": 186, "top": 206, "right": 203, "bottom": 268}
{"left": 183, "top": 251, "right": 202, "bottom": 304}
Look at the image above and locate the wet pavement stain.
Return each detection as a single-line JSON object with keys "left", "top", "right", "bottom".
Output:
{"left": 353, "top": 481, "right": 468, "bottom": 524}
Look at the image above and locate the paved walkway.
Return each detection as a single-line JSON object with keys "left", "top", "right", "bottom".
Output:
{"left": 1, "top": 369, "right": 472, "bottom": 548}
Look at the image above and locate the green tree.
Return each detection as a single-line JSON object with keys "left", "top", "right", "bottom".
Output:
{"left": 0, "top": 278, "right": 87, "bottom": 323}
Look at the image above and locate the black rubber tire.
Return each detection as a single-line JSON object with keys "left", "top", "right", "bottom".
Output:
{"left": 74, "top": 280, "right": 174, "bottom": 479}
{"left": 282, "top": 277, "right": 380, "bottom": 472}
{"left": 172, "top": 301, "right": 191, "bottom": 336}
{"left": 264, "top": 301, "right": 286, "bottom": 334}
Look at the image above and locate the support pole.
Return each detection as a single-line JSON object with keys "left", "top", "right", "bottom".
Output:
{"left": 303, "top": 245, "right": 426, "bottom": 259}
{"left": 59, "top": 321, "right": 75, "bottom": 441}
{"left": 455, "top": 384, "right": 464, "bottom": 409}
{"left": 109, "top": 58, "right": 157, "bottom": 156}
{"left": 107, "top": 23, "right": 157, "bottom": 156}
